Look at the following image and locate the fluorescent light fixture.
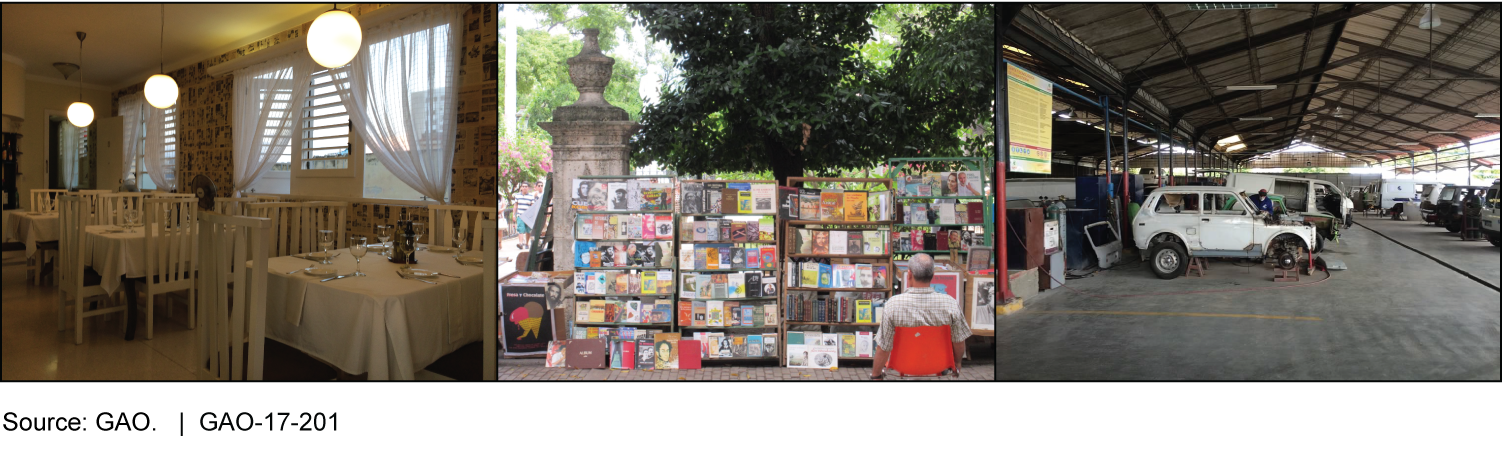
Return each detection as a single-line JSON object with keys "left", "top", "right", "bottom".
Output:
{"left": 1476, "top": 113, "right": 1501, "bottom": 118}
{"left": 1426, "top": 131, "right": 1458, "bottom": 134}
{"left": 1238, "top": 117, "right": 1274, "bottom": 121}
{"left": 1394, "top": 142, "right": 1421, "bottom": 145}
{"left": 1249, "top": 132, "right": 1277, "bottom": 136}
{"left": 1226, "top": 85, "right": 1277, "bottom": 91}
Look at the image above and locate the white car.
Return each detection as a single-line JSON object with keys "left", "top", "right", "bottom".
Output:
{"left": 1133, "top": 186, "right": 1320, "bottom": 279}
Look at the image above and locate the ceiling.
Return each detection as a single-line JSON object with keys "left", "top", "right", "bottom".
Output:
{"left": 2, "top": 3, "right": 330, "bottom": 90}
{"left": 1028, "top": 3, "right": 1503, "bottom": 166}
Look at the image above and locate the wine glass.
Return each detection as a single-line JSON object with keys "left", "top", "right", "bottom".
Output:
{"left": 348, "top": 236, "right": 368, "bottom": 277}
{"left": 317, "top": 230, "right": 335, "bottom": 264}
{"left": 374, "top": 225, "right": 392, "bottom": 257}
{"left": 400, "top": 234, "right": 417, "bottom": 269}
{"left": 452, "top": 232, "right": 468, "bottom": 258}
{"left": 124, "top": 209, "right": 141, "bottom": 230}
{"left": 410, "top": 222, "right": 426, "bottom": 251}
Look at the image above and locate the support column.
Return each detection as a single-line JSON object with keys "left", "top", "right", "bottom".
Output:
{"left": 539, "top": 29, "right": 641, "bottom": 262}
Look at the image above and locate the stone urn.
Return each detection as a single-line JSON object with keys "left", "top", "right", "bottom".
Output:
{"left": 555, "top": 28, "right": 628, "bottom": 122}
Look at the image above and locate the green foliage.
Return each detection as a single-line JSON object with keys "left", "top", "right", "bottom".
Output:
{"left": 629, "top": 4, "right": 995, "bottom": 182}
{"left": 498, "top": 128, "right": 553, "bottom": 202}
{"left": 503, "top": 5, "right": 645, "bottom": 131}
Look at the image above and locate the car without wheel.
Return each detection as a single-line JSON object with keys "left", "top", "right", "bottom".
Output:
{"left": 1133, "top": 186, "right": 1320, "bottom": 279}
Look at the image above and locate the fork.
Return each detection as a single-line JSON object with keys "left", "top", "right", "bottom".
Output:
{"left": 395, "top": 270, "right": 439, "bottom": 285}
{"left": 286, "top": 263, "right": 314, "bottom": 274}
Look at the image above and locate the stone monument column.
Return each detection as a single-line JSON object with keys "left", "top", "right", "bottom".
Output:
{"left": 539, "top": 28, "right": 640, "bottom": 266}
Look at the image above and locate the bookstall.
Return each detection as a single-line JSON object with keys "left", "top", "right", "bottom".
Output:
{"left": 567, "top": 175, "right": 679, "bottom": 351}
{"left": 887, "top": 157, "right": 996, "bottom": 338}
{"left": 780, "top": 177, "right": 895, "bottom": 368}
{"left": 675, "top": 180, "right": 783, "bottom": 362}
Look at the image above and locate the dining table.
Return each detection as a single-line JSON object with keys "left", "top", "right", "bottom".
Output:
{"left": 80, "top": 224, "right": 169, "bottom": 341}
{"left": 261, "top": 246, "right": 486, "bottom": 380}
{"left": 5, "top": 210, "right": 60, "bottom": 257}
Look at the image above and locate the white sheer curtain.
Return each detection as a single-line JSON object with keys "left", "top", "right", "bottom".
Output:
{"left": 119, "top": 92, "right": 143, "bottom": 186}
{"left": 59, "top": 123, "right": 80, "bottom": 189}
{"left": 233, "top": 52, "right": 314, "bottom": 197}
{"left": 142, "top": 100, "right": 175, "bottom": 192}
{"left": 332, "top": 5, "right": 462, "bottom": 202}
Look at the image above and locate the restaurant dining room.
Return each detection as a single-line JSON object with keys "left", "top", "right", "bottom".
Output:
{"left": 1, "top": 3, "right": 500, "bottom": 381}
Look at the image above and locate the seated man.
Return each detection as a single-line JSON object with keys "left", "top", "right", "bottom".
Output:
{"left": 870, "top": 254, "right": 972, "bottom": 380}
{"left": 1249, "top": 189, "right": 1275, "bottom": 215}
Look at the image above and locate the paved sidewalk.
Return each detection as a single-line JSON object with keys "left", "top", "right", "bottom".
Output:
{"left": 499, "top": 351, "right": 995, "bottom": 381}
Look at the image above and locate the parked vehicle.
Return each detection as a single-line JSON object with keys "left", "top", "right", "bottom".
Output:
{"left": 1134, "top": 186, "right": 1319, "bottom": 279}
{"left": 1481, "top": 181, "right": 1500, "bottom": 247}
{"left": 1419, "top": 183, "right": 1452, "bottom": 223}
{"left": 1224, "top": 173, "right": 1352, "bottom": 226}
{"left": 1433, "top": 185, "right": 1489, "bottom": 232}
{"left": 1374, "top": 179, "right": 1423, "bottom": 210}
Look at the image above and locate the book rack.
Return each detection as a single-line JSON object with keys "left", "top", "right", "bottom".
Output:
{"left": 885, "top": 157, "right": 995, "bottom": 264}
{"left": 675, "top": 179, "right": 783, "bottom": 362}
{"left": 568, "top": 175, "right": 679, "bottom": 338}
{"left": 779, "top": 177, "right": 895, "bottom": 364}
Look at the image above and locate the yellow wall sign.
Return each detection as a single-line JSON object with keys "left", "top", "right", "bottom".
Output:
{"left": 1006, "top": 62, "right": 1053, "bottom": 174}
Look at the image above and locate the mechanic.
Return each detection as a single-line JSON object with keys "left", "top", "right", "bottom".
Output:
{"left": 1250, "top": 189, "right": 1275, "bottom": 214}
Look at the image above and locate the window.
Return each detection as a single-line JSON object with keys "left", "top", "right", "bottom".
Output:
{"left": 126, "top": 104, "right": 175, "bottom": 190}
{"left": 1203, "top": 193, "right": 1248, "bottom": 215}
{"left": 300, "top": 69, "right": 351, "bottom": 171}
{"left": 1153, "top": 193, "right": 1200, "bottom": 214}
{"left": 244, "top": 70, "right": 299, "bottom": 194}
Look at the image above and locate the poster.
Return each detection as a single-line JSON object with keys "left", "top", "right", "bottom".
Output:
{"left": 501, "top": 283, "right": 554, "bottom": 357}
{"left": 1006, "top": 61, "right": 1053, "bottom": 174}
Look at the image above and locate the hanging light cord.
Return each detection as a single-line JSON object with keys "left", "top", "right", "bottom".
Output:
{"left": 77, "top": 32, "right": 84, "bottom": 102}
{"left": 160, "top": 4, "right": 165, "bottom": 74}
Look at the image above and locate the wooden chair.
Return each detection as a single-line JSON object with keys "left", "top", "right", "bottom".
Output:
{"left": 429, "top": 205, "right": 495, "bottom": 252}
{"left": 137, "top": 197, "right": 199, "bottom": 339}
{"left": 76, "top": 190, "right": 111, "bottom": 226}
{"left": 245, "top": 202, "right": 307, "bottom": 257}
{"left": 99, "top": 193, "right": 148, "bottom": 227}
{"left": 482, "top": 220, "right": 498, "bottom": 380}
{"left": 58, "top": 195, "right": 128, "bottom": 345}
{"left": 196, "top": 211, "right": 271, "bottom": 380}
{"left": 30, "top": 189, "right": 68, "bottom": 213}
{"left": 299, "top": 201, "right": 348, "bottom": 255}
{"left": 884, "top": 325, "right": 959, "bottom": 378}
{"left": 150, "top": 192, "right": 196, "bottom": 199}
{"left": 247, "top": 195, "right": 280, "bottom": 203}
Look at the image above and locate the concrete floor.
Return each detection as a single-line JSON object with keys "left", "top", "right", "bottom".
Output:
{"left": 1355, "top": 216, "right": 1500, "bottom": 290}
{"left": 997, "top": 222, "right": 1501, "bottom": 380}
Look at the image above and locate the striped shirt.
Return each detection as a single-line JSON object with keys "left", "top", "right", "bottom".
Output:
{"left": 875, "top": 287, "right": 972, "bottom": 351}
{"left": 513, "top": 192, "right": 537, "bottom": 215}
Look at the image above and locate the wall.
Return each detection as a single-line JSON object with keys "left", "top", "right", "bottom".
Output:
{"left": 17, "top": 80, "right": 111, "bottom": 211}
{"left": 110, "top": 4, "right": 498, "bottom": 242}
{"left": 2, "top": 58, "right": 24, "bottom": 122}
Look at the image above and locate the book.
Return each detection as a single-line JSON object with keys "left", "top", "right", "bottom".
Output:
{"left": 777, "top": 186, "right": 800, "bottom": 220}
{"left": 604, "top": 302, "right": 619, "bottom": 323}
{"left": 654, "top": 333, "right": 681, "bottom": 369}
{"left": 655, "top": 214, "right": 673, "bottom": 238}
{"left": 753, "top": 184, "right": 776, "bottom": 213}
{"left": 957, "top": 170, "right": 982, "bottom": 196}
{"left": 829, "top": 230, "right": 847, "bottom": 255}
{"left": 575, "top": 301, "right": 590, "bottom": 322}
{"left": 855, "top": 331, "right": 874, "bottom": 357}
{"left": 797, "top": 229, "right": 813, "bottom": 254}
{"left": 761, "top": 247, "right": 777, "bottom": 269}
{"left": 642, "top": 183, "right": 673, "bottom": 211}
{"left": 855, "top": 299, "right": 874, "bottom": 323}
{"left": 814, "top": 296, "right": 827, "bottom": 322}
{"left": 855, "top": 264, "right": 874, "bottom": 288}
{"left": 681, "top": 274, "right": 698, "bottom": 299}
{"left": 692, "top": 221, "right": 710, "bottom": 241}
{"left": 545, "top": 341, "right": 568, "bottom": 368}
{"left": 728, "top": 272, "right": 746, "bottom": 299}
{"left": 706, "top": 335, "right": 721, "bottom": 358}
{"left": 730, "top": 221, "right": 749, "bottom": 242}
{"left": 678, "top": 340, "right": 701, "bottom": 369}
{"left": 653, "top": 299, "right": 672, "bottom": 323}
{"left": 870, "top": 191, "right": 891, "bottom": 221}
{"left": 757, "top": 217, "right": 775, "bottom": 241}
{"left": 833, "top": 264, "right": 855, "bottom": 288}
{"left": 807, "top": 345, "right": 838, "bottom": 369}
{"left": 621, "top": 340, "right": 636, "bottom": 369}
{"left": 706, "top": 247, "right": 720, "bottom": 270}
{"left": 764, "top": 303, "right": 779, "bottom": 326}
{"left": 968, "top": 202, "right": 984, "bottom": 224}
{"left": 748, "top": 335, "right": 764, "bottom": 357}
{"left": 574, "top": 241, "right": 598, "bottom": 268}
{"left": 787, "top": 331, "right": 805, "bottom": 346}
{"left": 737, "top": 190, "right": 754, "bottom": 214}
{"left": 711, "top": 274, "right": 728, "bottom": 298}
{"left": 741, "top": 305, "right": 755, "bottom": 326}
{"left": 692, "top": 301, "right": 707, "bottom": 327}
{"left": 707, "top": 301, "right": 725, "bottom": 327}
{"left": 727, "top": 301, "right": 741, "bottom": 325}
{"left": 641, "top": 271, "right": 658, "bottom": 294}
{"left": 787, "top": 343, "right": 807, "bottom": 367}
{"left": 703, "top": 182, "right": 725, "bottom": 213}
{"left": 625, "top": 300, "right": 642, "bottom": 323}
{"left": 863, "top": 232, "right": 884, "bottom": 255}
{"left": 732, "top": 336, "right": 747, "bottom": 357}
{"left": 874, "top": 299, "right": 885, "bottom": 324}
{"left": 678, "top": 301, "right": 693, "bottom": 326}
{"left": 588, "top": 300, "right": 606, "bottom": 323}
{"left": 812, "top": 231, "right": 830, "bottom": 254}
{"left": 682, "top": 182, "right": 704, "bottom": 214}
{"left": 763, "top": 333, "right": 778, "bottom": 358}
{"left": 636, "top": 338, "right": 655, "bottom": 369}
{"left": 799, "top": 188, "right": 821, "bottom": 220}
{"left": 696, "top": 274, "right": 713, "bottom": 298}
{"left": 746, "top": 245, "right": 760, "bottom": 268}
{"left": 566, "top": 338, "right": 607, "bottom": 369}
{"left": 641, "top": 215, "right": 656, "bottom": 240}
{"left": 714, "top": 333, "right": 734, "bottom": 358}
{"left": 721, "top": 188, "right": 739, "bottom": 214}
{"left": 840, "top": 334, "right": 857, "bottom": 358}
{"left": 817, "top": 264, "right": 833, "bottom": 288}
{"left": 819, "top": 190, "right": 842, "bottom": 221}
{"left": 801, "top": 262, "right": 819, "bottom": 288}
{"left": 744, "top": 272, "right": 762, "bottom": 297}
{"left": 843, "top": 191, "right": 868, "bottom": 221}
{"left": 760, "top": 275, "right": 778, "bottom": 298}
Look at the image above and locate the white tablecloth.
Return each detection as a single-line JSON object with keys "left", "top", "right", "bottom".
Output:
{"left": 82, "top": 225, "right": 149, "bottom": 294}
{"left": 5, "top": 211, "right": 59, "bottom": 257}
{"left": 262, "top": 248, "right": 485, "bottom": 380}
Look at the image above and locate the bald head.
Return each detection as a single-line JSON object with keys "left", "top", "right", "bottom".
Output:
{"left": 910, "top": 253, "right": 935, "bottom": 284}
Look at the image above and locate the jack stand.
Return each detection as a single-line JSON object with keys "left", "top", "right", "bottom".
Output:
{"left": 1274, "top": 268, "right": 1300, "bottom": 282}
{"left": 1187, "top": 257, "right": 1209, "bottom": 278}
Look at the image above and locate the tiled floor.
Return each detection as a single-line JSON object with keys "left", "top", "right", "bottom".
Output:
{"left": 1, "top": 257, "right": 198, "bottom": 380}
{"left": 498, "top": 349, "right": 996, "bottom": 381}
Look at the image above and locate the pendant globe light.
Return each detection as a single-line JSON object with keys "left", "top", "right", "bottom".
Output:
{"left": 67, "top": 32, "right": 94, "bottom": 128}
{"left": 144, "top": 4, "right": 178, "bottom": 109}
{"left": 307, "top": 4, "right": 362, "bottom": 68}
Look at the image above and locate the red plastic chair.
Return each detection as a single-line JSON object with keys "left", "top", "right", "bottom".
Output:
{"left": 885, "top": 325, "right": 957, "bottom": 378}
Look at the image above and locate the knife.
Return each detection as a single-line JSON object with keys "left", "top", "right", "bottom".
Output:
{"left": 320, "top": 274, "right": 353, "bottom": 282}
{"left": 395, "top": 270, "right": 439, "bottom": 285}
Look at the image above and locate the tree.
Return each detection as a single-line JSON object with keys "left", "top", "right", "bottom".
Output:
{"left": 499, "top": 129, "right": 553, "bottom": 214}
{"left": 628, "top": 4, "right": 995, "bottom": 182}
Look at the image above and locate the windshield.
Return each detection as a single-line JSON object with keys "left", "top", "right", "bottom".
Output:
{"left": 1440, "top": 187, "right": 1458, "bottom": 202}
